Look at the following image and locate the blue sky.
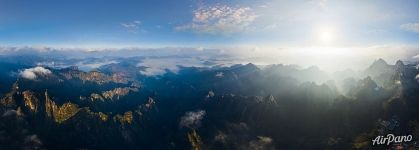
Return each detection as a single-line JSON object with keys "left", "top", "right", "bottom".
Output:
{"left": 1, "top": 0, "right": 419, "bottom": 48}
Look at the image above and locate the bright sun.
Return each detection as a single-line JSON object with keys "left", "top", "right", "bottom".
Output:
{"left": 315, "top": 24, "right": 338, "bottom": 44}
{"left": 319, "top": 30, "right": 334, "bottom": 43}
{"left": 320, "top": 31, "right": 334, "bottom": 43}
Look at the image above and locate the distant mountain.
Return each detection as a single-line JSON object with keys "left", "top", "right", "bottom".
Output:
{"left": 365, "top": 58, "right": 391, "bottom": 75}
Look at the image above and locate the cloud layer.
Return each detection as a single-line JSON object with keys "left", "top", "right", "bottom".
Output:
{"left": 401, "top": 23, "right": 419, "bottom": 33}
{"left": 20, "top": 67, "right": 52, "bottom": 80}
{"left": 138, "top": 57, "right": 211, "bottom": 76}
{"left": 175, "top": 5, "right": 257, "bottom": 34}
{"left": 3, "top": 45, "right": 419, "bottom": 73}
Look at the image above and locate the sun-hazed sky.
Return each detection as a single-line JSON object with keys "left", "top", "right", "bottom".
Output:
{"left": 1, "top": 0, "right": 419, "bottom": 71}
{"left": 1, "top": 0, "right": 419, "bottom": 47}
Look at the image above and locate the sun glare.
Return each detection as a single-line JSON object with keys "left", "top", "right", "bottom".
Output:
{"left": 320, "top": 31, "right": 334, "bottom": 43}
{"left": 315, "top": 25, "right": 337, "bottom": 45}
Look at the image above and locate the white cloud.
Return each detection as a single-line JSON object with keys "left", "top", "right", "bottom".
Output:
{"left": 246, "top": 136, "right": 273, "bottom": 150}
{"left": 179, "top": 110, "right": 206, "bottom": 129}
{"left": 77, "top": 60, "right": 119, "bottom": 71}
{"left": 138, "top": 57, "right": 209, "bottom": 76}
{"left": 196, "top": 46, "right": 204, "bottom": 51}
{"left": 21, "top": 71, "right": 36, "bottom": 80}
{"left": 20, "top": 66, "right": 52, "bottom": 80}
{"left": 175, "top": 5, "right": 257, "bottom": 34}
{"left": 401, "top": 23, "right": 419, "bottom": 33}
{"left": 140, "top": 67, "right": 168, "bottom": 76}
{"left": 121, "top": 20, "right": 143, "bottom": 33}
{"left": 215, "top": 72, "right": 224, "bottom": 78}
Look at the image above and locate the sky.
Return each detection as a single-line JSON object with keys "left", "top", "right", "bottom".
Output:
{"left": 1, "top": 0, "right": 419, "bottom": 47}
{"left": 1, "top": 0, "right": 419, "bottom": 71}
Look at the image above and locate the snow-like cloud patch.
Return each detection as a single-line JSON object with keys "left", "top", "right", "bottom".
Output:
{"left": 245, "top": 136, "right": 274, "bottom": 150}
{"left": 179, "top": 110, "right": 206, "bottom": 129}
{"left": 138, "top": 57, "right": 209, "bottom": 76}
{"left": 19, "top": 67, "right": 52, "bottom": 80}
{"left": 215, "top": 72, "right": 224, "bottom": 78}
{"left": 77, "top": 60, "right": 119, "bottom": 71}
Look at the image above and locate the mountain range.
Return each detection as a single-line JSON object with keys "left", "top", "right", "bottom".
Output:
{"left": 1, "top": 53, "right": 419, "bottom": 149}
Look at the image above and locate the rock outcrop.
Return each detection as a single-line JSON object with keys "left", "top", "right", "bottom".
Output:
{"left": 0, "top": 82, "right": 19, "bottom": 108}
{"left": 45, "top": 91, "right": 80, "bottom": 123}
{"left": 188, "top": 130, "right": 203, "bottom": 150}
{"left": 113, "top": 111, "right": 133, "bottom": 125}
{"left": 60, "top": 69, "right": 131, "bottom": 84}
{"left": 101, "top": 87, "right": 138, "bottom": 100}
{"left": 22, "top": 91, "right": 39, "bottom": 113}
{"left": 89, "top": 87, "right": 139, "bottom": 102}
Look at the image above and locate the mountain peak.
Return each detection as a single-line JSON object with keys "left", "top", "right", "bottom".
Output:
{"left": 372, "top": 58, "right": 388, "bottom": 67}
{"left": 395, "top": 60, "right": 404, "bottom": 66}
{"left": 231, "top": 63, "right": 259, "bottom": 73}
{"left": 365, "top": 58, "right": 391, "bottom": 76}
{"left": 244, "top": 63, "right": 257, "bottom": 68}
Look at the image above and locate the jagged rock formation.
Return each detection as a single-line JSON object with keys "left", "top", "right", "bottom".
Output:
{"left": 101, "top": 87, "right": 138, "bottom": 100}
{"left": 90, "top": 93, "right": 104, "bottom": 101}
{"left": 364, "top": 58, "right": 396, "bottom": 87}
{"left": 365, "top": 58, "right": 392, "bottom": 76}
{"left": 45, "top": 91, "right": 80, "bottom": 123}
{"left": 22, "top": 91, "right": 39, "bottom": 113}
{"left": 187, "top": 130, "right": 203, "bottom": 150}
{"left": 60, "top": 69, "right": 129, "bottom": 84}
{"left": 144, "top": 97, "right": 155, "bottom": 109}
{"left": 96, "top": 112, "right": 109, "bottom": 122}
{"left": 0, "top": 82, "right": 19, "bottom": 107}
{"left": 348, "top": 76, "right": 380, "bottom": 98}
{"left": 89, "top": 87, "right": 139, "bottom": 102}
{"left": 264, "top": 94, "right": 277, "bottom": 105}
{"left": 113, "top": 111, "right": 133, "bottom": 125}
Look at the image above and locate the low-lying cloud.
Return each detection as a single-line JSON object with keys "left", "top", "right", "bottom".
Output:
{"left": 179, "top": 110, "right": 206, "bottom": 129}
{"left": 19, "top": 66, "right": 52, "bottom": 80}
{"left": 3, "top": 45, "right": 419, "bottom": 73}
{"left": 138, "top": 57, "right": 210, "bottom": 76}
